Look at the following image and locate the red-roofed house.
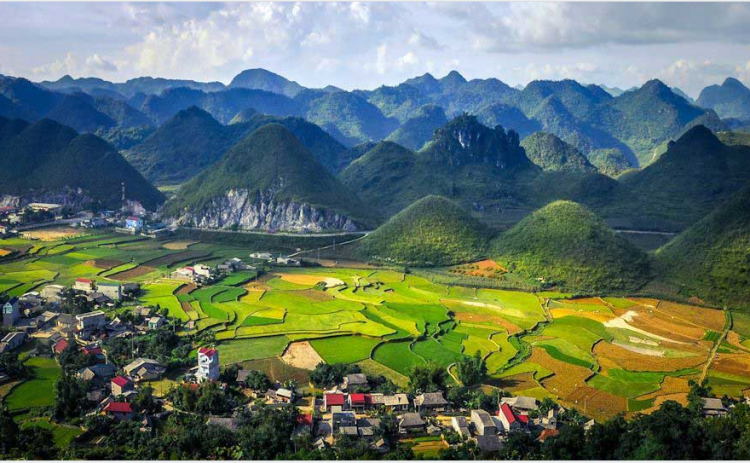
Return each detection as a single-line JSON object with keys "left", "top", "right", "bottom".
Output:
{"left": 348, "top": 393, "right": 372, "bottom": 412}
{"left": 52, "top": 338, "right": 69, "bottom": 355}
{"left": 294, "top": 413, "right": 314, "bottom": 436}
{"left": 111, "top": 376, "right": 134, "bottom": 396}
{"left": 73, "top": 278, "right": 95, "bottom": 292}
{"left": 324, "top": 393, "right": 346, "bottom": 412}
{"left": 498, "top": 403, "right": 523, "bottom": 433}
{"left": 103, "top": 401, "right": 133, "bottom": 420}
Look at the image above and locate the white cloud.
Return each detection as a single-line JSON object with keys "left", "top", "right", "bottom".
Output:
{"left": 31, "top": 52, "right": 119, "bottom": 80}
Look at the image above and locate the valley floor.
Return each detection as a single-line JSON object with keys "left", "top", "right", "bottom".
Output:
{"left": 1, "top": 228, "right": 749, "bottom": 430}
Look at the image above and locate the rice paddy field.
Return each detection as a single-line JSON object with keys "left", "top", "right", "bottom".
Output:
{"left": 2, "top": 230, "right": 750, "bottom": 420}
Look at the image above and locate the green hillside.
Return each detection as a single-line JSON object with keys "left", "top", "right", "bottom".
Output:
{"left": 520, "top": 132, "right": 597, "bottom": 173}
{"left": 475, "top": 103, "right": 541, "bottom": 138}
{"left": 164, "top": 123, "right": 376, "bottom": 229}
{"left": 0, "top": 116, "right": 164, "bottom": 210}
{"left": 305, "top": 91, "right": 399, "bottom": 146}
{"left": 228, "top": 68, "right": 304, "bottom": 97}
{"left": 492, "top": 201, "right": 650, "bottom": 292}
{"left": 587, "top": 148, "right": 634, "bottom": 177}
{"left": 385, "top": 104, "right": 447, "bottom": 151}
{"left": 616, "top": 125, "right": 750, "bottom": 231}
{"left": 655, "top": 186, "right": 750, "bottom": 310}
{"left": 716, "top": 131, "right": 750, "bottom": 147}
{"left": 124, "top": 107, "right": 249, "bottom": 185}
{"left": 358, "top": 195, "right": 492, "bottom": 266}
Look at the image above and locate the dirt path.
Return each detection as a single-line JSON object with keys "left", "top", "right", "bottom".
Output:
{"left": 700, "top": 310, "right": 732, "bottom": 382}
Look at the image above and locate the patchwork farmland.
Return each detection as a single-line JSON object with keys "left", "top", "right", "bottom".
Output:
{"left": 2, "top": 230, "right": 749, "bottom": 420}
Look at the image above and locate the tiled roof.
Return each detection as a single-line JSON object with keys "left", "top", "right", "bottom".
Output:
{"left": 325, "top": 393, "right": 345, "bottom": 406}
{"left": 500, "top": 403, "right": 517, "bottom": 424}
{"left": 112, "top": 376, "right": 131, "bottom": 387}
{"left": 198, "top": 347, "right": 217, "bottom": 357}
{"left": 104, "top": 402, "right": 132, "bottom": 413}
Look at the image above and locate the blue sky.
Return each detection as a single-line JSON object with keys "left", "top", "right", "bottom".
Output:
{"left": 1, "top": 2, "right": 750, "bottom": 97}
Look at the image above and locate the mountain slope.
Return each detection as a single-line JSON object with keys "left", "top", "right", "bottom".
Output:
{"left": 305, "top": 91, "right": 398, "bottom": 146}
{"left": 163, "top": 124, "right": 376, "bottom": 232}
{"left": 520, "top": 132, "right": 597, "bottom": 173}
{"left": 617, "top": 125, "right": 750, "bottom": 230}
{"left": 587, "top": 148, "right": 634, "bottom": 177}
{"left": 655, "top": 186, "right": 750, "bottom": 310}
{"left": 385, "top": 104, "right": 447, "bottom": 150}
{"left": 0, "top": 117, "right": 163, "bottom": 210}
{"left": 492, "top": 201, "right": 650, "bottom": 292}
{"left": 340, "top": 115, "right": 539, "bottom": 215}
{"left": 358, "top": 195, "right": 492, "bottom": 266}
{"left": 697, "top": 78, "right": 750, "bottom": 122}
{"left": 475, "top": 103, "right": 541, "bottom": 138}
{"left": 124, "top": 107, "right": 247, "bottom": 185}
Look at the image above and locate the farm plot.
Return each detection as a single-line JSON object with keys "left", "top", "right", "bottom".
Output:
{"left": 6, "top": 356, "right": 61, "bottom": 411}
{"left": 310, "top": 336, "right": 381, "bottom": 364}
{"left": 372, "top": 341, "right": 426, "bottom": 376}
{"left": 217, "top": 336, "right": 290, "bottom": 365}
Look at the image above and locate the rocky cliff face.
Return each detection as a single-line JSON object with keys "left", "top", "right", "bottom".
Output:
{"left": 0, "top": 187, "right": 92, "bottom": 211}
{"left": 170, "top": 189, "right": 364, "bottom": 232}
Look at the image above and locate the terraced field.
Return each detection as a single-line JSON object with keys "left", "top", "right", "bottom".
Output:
{"left": 2, "top": 230, "right": 749, "bottom": 419}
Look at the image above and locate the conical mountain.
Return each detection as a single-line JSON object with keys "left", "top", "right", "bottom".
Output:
{"left": 385, "top": 104, "right": 447, "bottom": 150}
{"left": 492, "top": 200, "right": 649, "bottom": 292}
{"left": 125, "top": 107, "right": 236, "bottom": 185}
{"left": 228, "top": 68, "right": 304, "bottom": 97}
{"left": 697, "top": 77, "right": 750, "bottom": 121}
{"left": 655, "top": 186, "right": 750, "bottom": 310}
{"left": 358, "top": 195, "right": 492, "bottom": 266}
{"left": 520, "top": 132, "right": 597, "bottom": 173}
{"left": 0, "top": 116, "right": 164, "bottom": 210}
{"left": 164, "top": 124, "right": 376, "bottom": 232}
{"left": 620, "top": 125, "right": 750, "bottom": 230}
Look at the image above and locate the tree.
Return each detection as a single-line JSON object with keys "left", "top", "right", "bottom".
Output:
{"left": 133, "top": 386, "right": 162, "bottom": 415}
{"left": 542, "top": 424, "right": 586, "bottom": 459}
{"left": 243, "top": 370, "right": 272, "bottom": 391}
{"left": 407, "top": 362, "right": 446, "bottom": 393}
{"left": 455, "top": 351, "right": 487, "bottom": 387}
{"left": 310, "top": 363, "right": 358, "bottom": 389}
{"left": 0, "top": 405, "right": 19, "bottom": 456}
{"left": 54, "top": 372, "right": 90, "bottom": 420}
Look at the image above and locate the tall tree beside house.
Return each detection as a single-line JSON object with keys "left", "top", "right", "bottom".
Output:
{"left": 407, "top": 362, "right": 446, "bottom": 394}
{"left": 455, "top": 351, "right": 488, "bottom": 387}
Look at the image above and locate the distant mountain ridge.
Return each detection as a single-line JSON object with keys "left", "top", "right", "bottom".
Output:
{"left": 697, "top": 77, "right": 750, "bottom": 122}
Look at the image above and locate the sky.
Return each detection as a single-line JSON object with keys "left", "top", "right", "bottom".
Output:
{"left": 1, "top": 2, "right": 750, "bottom": 97}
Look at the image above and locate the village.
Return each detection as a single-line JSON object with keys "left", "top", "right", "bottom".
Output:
{"left": 1, "top": 250, "right": 744, "bottom": 458}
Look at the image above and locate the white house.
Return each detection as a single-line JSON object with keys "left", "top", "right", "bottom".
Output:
{"left": 3, "top": 297, "right": 19, "bottom": 327}
{"left": 76, "top": 311, "right": 106, "bottom": 331}
{"left": 471, "top": 410, "right": 496, "bottom": 436}
{"left": 97, "top": 282, "right": 122, "bottom": 301}
{"left": 197, "top": 347, "right": 220, "bottom": 381}
{"left": 73, "top": 278, "right": 96, "bottom": 293}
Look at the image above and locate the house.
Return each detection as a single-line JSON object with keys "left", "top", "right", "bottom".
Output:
{"left": 193, "top": 264, "right": 213, "bottom": 278}
{"left": 348, "top": 393, "right": 371, "bottom": 412}
{"left": 370, "top": 438, "right": 389, "bottom": 454}
{"left": 77, "top": 364, "right": 117, "bottom": 383}
{"left": 471, "top": 409, "right": 496, "bottom": 436}
{"left": 132, "top": 306, "right": 152, "bottom": 319}
{"left": 702, "top": 398, "right": 728, "bottom": 417}
{"left": 97, "top": 282, "right": 122, "bottom": 301}
{"left": 276, "top": 387, "right": 295, "bottom": 403}
{"left": 451, "top": 416, "right": 471, "bottom": 438}
{"left": 3, "top": 297, "right": 19, "bottom": 327}
{"left": 172, "top": 267, "right": 196, "bottom": 282}
{"left": 324, "top": 393, "right": 346, "bottom": 412}
{"left": 206, "top": 416, "right": 239, "bottom": 432}
{"left": 384, "top": 394, "right": 410, "bottom": 411}
{"left": 35, "top": 311, "right": 59, "bottom": 329}
{"left": 88, "top": 292, "right": 112, "bottom": 306}
{"left": 103, "top": 401, "right": 133, "bottom": 420}
{"left": 414, "top": 391, "right": 450, "bottom": 413}
{"left": 294, "top": 414, "right": 314, "bottom": 437}
{"left": 539, "top": 408, "right": 558, "bottom": 430}
{"left": 249, "top": 252, "right": 272, "bottom": 260}
{"left": 0, "top": 332, "right": 25, "bottom": 353}
{"left": 41, "top": 285, "right": 65, "bottom": 304}
{"left": 52, "top": 338, "right": 69, "bottom": 354}
{"left": 196, "top": 347, "right": 220, "bottom": 381}
{"left": 498, "top": 403, "right": 525, "bottom": 433}
{"left": 111, "top": 376, "right": 135, "bottom": 396}
{"left": 124, "top": 358, "right": 166, "bottom": 381}
{"left": 475, "top": 434, "right": 503, "bottom": 453}
{"left": 73, "top": 278, "right": 96, "bottom": 293}
{"left": 77, "top": 311, "right": 106, "bottom": 331}
{"left": 28, "top": 202, "right": 61, "bottom": 213}
{"left": 342, "top": 373, "right": 368, "bottom": 391}
{"left": 148, "top": 316, "right": 165, "bottom": 330}
{"left": 274, "top": 257, "right": 300, "bottom": 267}
{"left": 500, "top": 396, "right": 538, "bottom": 412}
{"left": 236, "top": 369, "right": 256, "bottom": 388}
{"left": 125, "top": 216, "right": 143, "bottom": 230}
{"left": 81, "top": 345, "right": 106, "bottom": 363}
{"left": 538, "top": 428, "right": 560, "bottom": 443}
{"left": 56, "top": 313, "right": 75, "bottom": 330}
{"left": 397, "top": 413, "right": 426, "bottom": 433}
{"left": 357, "top": 417, "right": 381, "bottom": 439}
{"left": 331, "top": 411, "right": 357, "bottom": 434}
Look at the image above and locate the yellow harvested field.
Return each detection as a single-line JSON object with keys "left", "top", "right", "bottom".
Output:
{"left": 281, "top": 341, "right": 324, "bottom": 370}
{"left": 275, "top": 273, "right": 345, "bottom": 288}
{"left": 594, "top": 342, "right": 707, "bottom": 372}
{"left": 726, "top": 331, "right": 750, "bottom": 351}
{"left": 162, "top": 241, "right": 197, "bottom": 250}
{"left": 565, "top": 385, "right": 627, "bottom": 421}
{"left": 21, "top": 227, "right": 81, "bottom": 241}
{"left": 531, "top": 348, "right": 593, "bottom": 398}
{"left": 653, "top": 301, "right": 725, "bottom": 332}
{"left": 640, "top": 376, "right": 692, "bottom": 401}
{"left": 0, "top": 248, "right": 12, "bottom": 257}
{"left": 712, "top": 352, "right": 750, "bottom": 378}
{"left": 496, "top": 372, "right": 540, "bottom": 392}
